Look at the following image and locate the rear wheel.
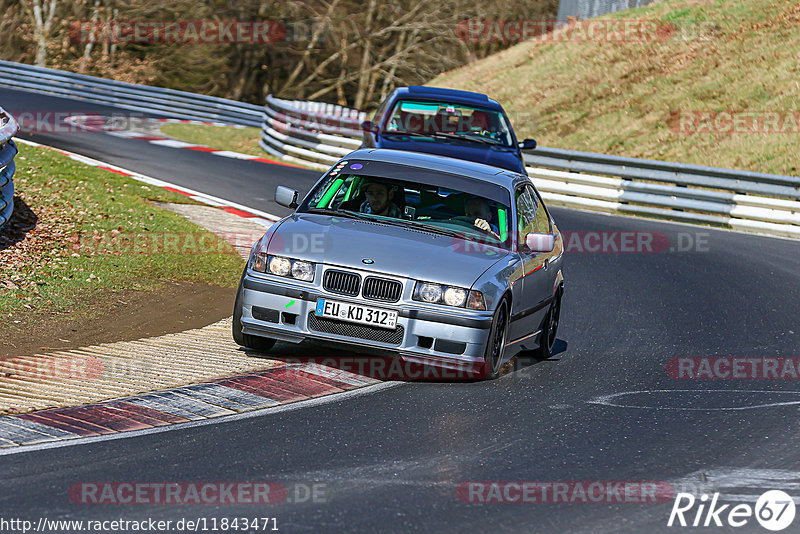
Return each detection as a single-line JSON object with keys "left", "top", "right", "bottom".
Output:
{"left": 232, "top": 274, "right": 277, "bottom": 352}
{"left": 534, "top": 290, "right": 561, "bottom": 360}
{"left": 478, "top": 298, "right": 510, "bottom": 380}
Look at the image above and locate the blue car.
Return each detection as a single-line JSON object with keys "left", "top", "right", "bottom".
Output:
{"left": 360, "top": 86, "right": 536, "bottom": 175}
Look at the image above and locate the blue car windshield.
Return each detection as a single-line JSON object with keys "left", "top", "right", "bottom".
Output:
{"left": 383, "top": 100, "right": 514, "bottom": 148}
{"left": 299, "top": 172, "right": 513, "bottom": 250}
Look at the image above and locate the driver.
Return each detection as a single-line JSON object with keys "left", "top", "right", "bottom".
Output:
{"left": 360, "top": 178, "right": 402, "bottom": 218}
{"left": 465, "top": 196, "right": 500, "bottom": 239}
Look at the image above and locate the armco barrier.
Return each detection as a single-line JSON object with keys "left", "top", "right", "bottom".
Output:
{"left": 0, "top": 59, "right": 795, "bottom": 239}
{"left": 261, "top": 96, "right": 800, "bottom": 239}
{"left": 0, "top": 60, "right": 262, "bottom": 127}
{"left": 0, "top": 108, "right": 19, "bottom": 230}
{"left": 260, "top": 95, "right": 366, "bottom": 169}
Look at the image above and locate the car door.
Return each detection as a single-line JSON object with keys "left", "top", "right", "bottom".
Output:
{"left": 508, "top": 184, "right": 558, "bottom": 348}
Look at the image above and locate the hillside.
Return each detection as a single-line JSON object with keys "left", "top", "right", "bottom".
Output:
{"left": 430, "top": 0, "right": 800, "bottom": 176}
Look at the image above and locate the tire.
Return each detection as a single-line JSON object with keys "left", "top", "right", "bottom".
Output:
{"left": 478, "top": 298, "right": 510, "bottom": 380}
{"left": 232, "top": 273, "right": 277, "bottom": 352}
{"left": 534, "top": 290, "right": 561, "bottom": 360}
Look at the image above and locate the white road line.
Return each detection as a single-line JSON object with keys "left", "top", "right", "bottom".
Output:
{"left": 148, "top": 139, "right": 197, "bottom": 148}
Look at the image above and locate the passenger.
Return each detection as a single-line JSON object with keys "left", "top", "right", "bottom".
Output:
{"left": 359, "top": 179, "right": 402, "bottom": 218}
{"left": 465, "top": 196, "right": 500, "bottom": 239}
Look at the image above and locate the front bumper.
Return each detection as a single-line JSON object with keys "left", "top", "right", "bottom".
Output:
{"left": 240, "top": 273, "right": 494, "bottom": 368}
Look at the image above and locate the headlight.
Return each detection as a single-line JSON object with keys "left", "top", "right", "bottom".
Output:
{"left": 418, "top": 283, "right": 443, "bottom": 303}
{"left": 291, "top": 261, "right": 314, "bottom": 281}
{"left": 252, "top": 255, "right": 315, "bottom": 282}
{"left": 443, "top": 287, "right": 467, "bottom": 307}
{"left": 269, "top": 256, "right": 291, "bottom": 276}
{"left": 413, "top": 282, "right": 481, "bottom": 309}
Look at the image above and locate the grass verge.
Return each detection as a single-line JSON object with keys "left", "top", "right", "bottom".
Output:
{"left": 160, "top": 123, "right": 264, "bottom": 157}
{"left": 0, "top": 143, "right": 245, "bottom": 322}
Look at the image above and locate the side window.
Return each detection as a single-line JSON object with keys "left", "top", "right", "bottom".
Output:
{"left": 515, "top": 186, "right": 537, "bottom": 248}
{"left": 373, "top": 97, "right": 391, "bottom": 126}
{"left": 527, "top": 184, "right": 551, "bottom": 234}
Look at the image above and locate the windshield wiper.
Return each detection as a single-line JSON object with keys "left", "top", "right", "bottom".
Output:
{"left": 403, "top": 220, "right": 481, "bottom": 241}
{"left": 428, "top": 132, "right": 499, "bottom": 145}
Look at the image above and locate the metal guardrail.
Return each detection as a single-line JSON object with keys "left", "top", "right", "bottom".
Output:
{"left": 261, "top": 96, "right": 800, "bottom": 239}
{"left": 260, "top": 96, "right": 366, "bottom": 169}
{"left": 0, "top": 59, "right": 795, "bottom": 239}
{"left": 0, "top": 108, "right": 19, "bottom": 230}
{"left": 0, "top": 60, "right": 263, "bottom": 127}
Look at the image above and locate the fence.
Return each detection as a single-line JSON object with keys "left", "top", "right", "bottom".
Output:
{"left": 0, "top": 60, "right": 263, "bottom": 127}
{"left": 261, "top": 96, "right": 800, "bottom": 239}
{"left": 0, "top": 108, "right": 19, "bottom": 230}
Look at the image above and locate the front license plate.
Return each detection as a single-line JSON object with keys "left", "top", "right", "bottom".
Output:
{"left": 315, "top": 298, "right": 398, "bottom": 330}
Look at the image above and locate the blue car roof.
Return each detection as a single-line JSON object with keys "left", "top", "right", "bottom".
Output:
{"left": 393, "top": 86, "right": 502, "bottom": 112}
{"left": 341, "top": 148, "right": 525, "bottom": 190}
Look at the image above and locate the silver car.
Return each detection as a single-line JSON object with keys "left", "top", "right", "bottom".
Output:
{"left": 233, "top": 149, "right": 564, "bottom": 379}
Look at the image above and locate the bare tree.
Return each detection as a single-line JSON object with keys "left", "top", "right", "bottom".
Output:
{"left": 22, "top": 0, "right": 59, "bottom": 67}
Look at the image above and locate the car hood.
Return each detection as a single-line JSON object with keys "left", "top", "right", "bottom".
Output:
{"left": 376, "top": 136, "right": 524, "bottom": 174}
{"left": 267, "top": 213, "right": 511, "bottom": 288}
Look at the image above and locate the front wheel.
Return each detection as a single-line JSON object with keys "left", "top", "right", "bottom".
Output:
{"left": 478, "top": 298, "right": 510, "bottom": 380}
{"left": 232, "top": 274, "right": 277, "bottom": 352}
{"left": 534, "top": 290, "right": 561, "bottom": 360}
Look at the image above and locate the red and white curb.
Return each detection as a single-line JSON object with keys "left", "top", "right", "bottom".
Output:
{"left": 0, "top": 363, "right": 382, "bottom": 449}
{"left": 16, "top": 137, "right": 280, "bottom": 226}
{"left": 64, "top": 114, "right": 305, "bottom": 169}
{"left": 3, "top": 139, "right": 391, "bottom": 450}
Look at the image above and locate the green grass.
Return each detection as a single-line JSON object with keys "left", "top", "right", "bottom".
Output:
{"left": 160, "top": 123, "right": 264, "bottom": 157}
{"left": 430, "top": 0, "right": 800, "bottom": 177}
{"left": 1, "top": 144, "right": 244, "bottom": 317}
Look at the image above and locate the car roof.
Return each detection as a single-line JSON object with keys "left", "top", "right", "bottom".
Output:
{"left": 391, "top": 86, "right": 503, "bottom": 112}
{"left": 342, "top": 148, "right": 526, "bottom": 190}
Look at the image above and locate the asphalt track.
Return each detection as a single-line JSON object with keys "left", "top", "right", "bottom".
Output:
{"left": 3, "top": 88, "right": 800, "bottom": 533}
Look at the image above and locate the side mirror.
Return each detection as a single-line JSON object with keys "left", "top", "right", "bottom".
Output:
{"left": 275, "top": 185, "right": 299, "bottom": 209}
{"left": 519, "top": 138, "right": 537, "bottom": 150}
{"left": 525, "top": 232, "right": 555, "bottom": 253}
{"left": 361, "top": 120, "right": 378, "bottom": 133}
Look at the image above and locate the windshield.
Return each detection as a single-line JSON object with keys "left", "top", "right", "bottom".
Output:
{"left": 298, "top": 168, "right": 513, "bottom": 249}
{"left": 383, "top": 99, "right": 515, "bottom": 148}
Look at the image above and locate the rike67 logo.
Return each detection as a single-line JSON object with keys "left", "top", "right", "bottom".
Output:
{"left": 668, "top": 490, "right": 796, "bottom": 531}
